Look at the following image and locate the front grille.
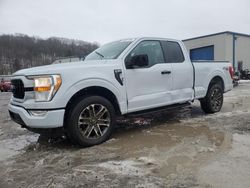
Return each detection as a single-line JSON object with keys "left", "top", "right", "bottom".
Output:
{"left": 11, "top": 79, "right": 25, "bottom": 99}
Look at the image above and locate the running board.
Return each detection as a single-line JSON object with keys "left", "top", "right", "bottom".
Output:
{"left": 124, "top": 102, "right": 191, "bottom": 118}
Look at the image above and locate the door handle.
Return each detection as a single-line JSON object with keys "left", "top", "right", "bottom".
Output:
{"left": 161, "top": 70, "right": 171, "bottom": 74}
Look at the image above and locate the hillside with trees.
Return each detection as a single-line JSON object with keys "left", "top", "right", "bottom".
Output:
{"left": 0, "top": 34, "right": 99, "bottom": 75}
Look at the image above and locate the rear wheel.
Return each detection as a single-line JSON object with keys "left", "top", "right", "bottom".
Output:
{"left": 200, "top": 83, "right": 223, "bottom": 113}
{"left": 65, "top": 96, "right": 115, "bottom": 147}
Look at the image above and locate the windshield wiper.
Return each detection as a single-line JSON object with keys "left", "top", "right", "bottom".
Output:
{"left": 95, "top": 51, "right": 104, "bottom": 58}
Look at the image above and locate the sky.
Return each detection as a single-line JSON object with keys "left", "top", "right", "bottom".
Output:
{"left": 0, "top": 0, "right": 250, "bottom": 44}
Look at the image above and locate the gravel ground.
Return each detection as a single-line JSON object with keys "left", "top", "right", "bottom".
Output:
{"left": 0, "top": 81, "right": 250, "bottom": 188}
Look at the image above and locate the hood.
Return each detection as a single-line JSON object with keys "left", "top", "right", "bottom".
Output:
{"left": 13, "top": 60, "right": 106, "bottom": 76}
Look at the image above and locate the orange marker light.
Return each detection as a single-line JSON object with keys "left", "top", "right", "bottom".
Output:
{"left": 54, "top": 76, "right": 62, "bottom": 91}
{"left": 34, "top": 86, "right": 51, "bottom": 92}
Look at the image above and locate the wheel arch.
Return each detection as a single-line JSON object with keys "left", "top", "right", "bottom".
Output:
{"left": 64, "top": 86, "right": 122, "bottom": 122}
{"left": 208, "top": 76, "right": 225, "bottom": 91}
{"left": 200, "top": 76, "right": 224, "bottom": 114}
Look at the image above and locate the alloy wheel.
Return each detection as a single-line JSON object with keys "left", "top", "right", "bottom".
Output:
{"left": 78, "top": 104, "right": 111, "bottom": 139}
{"left": 210, "top": 88, "right": 223, "bottom": 111}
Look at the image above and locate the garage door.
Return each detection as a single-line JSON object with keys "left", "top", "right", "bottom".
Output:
{"left": 190, "top": 45, "right": 214, "bottom": 61}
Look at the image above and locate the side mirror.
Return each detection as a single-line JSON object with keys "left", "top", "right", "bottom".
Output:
{"left": 126, "top": 54, "right": 149, "bottom": 69}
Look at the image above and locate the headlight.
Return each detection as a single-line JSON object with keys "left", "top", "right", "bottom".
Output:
{"left": 27, "top": 75, "right": 62, "bottom": 102}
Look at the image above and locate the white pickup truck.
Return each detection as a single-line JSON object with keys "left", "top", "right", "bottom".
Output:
{"left": 9, "top": 37, "right": 234, "bottom": 146}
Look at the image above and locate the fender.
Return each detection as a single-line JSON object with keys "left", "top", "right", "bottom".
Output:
{"left": 62, "top": 78, "right": 127, "bottom": 114}
{"left": 203, "top": 70, "right": 226, "bottom": 95}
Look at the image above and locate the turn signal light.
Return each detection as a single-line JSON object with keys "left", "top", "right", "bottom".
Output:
{"left": 34, "top": 86, "right": 51, "bottom": 92}
{"left": 229, "top": 66, "right": 234, "bottom": 79}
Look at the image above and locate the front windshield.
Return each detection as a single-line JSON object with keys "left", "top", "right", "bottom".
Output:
{"left": 85, "top": 39, "right": 134, "bottom": 61}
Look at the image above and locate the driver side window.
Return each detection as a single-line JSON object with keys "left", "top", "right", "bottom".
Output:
{"left": 126, "top": 40, "right": 164, "bottom": 68}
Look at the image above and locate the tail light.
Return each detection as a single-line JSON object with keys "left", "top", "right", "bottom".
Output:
{"left": 229, "top": 65, "right": 234, "bottom": 79}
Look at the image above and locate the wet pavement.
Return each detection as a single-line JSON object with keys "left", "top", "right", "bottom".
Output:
{"left": 0, "top": 81, "right": 250, "bottom": 188}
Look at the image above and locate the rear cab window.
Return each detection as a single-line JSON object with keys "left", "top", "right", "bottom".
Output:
{"left": 160, "top": 41, "right": 185, "bottom": 63}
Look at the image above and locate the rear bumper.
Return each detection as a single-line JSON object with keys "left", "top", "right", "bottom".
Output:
{"left": 8, "top": 104, "right": 65, "bottom": 129}
{"left": 224, "top": 82, "right": 233, "bottom": 92}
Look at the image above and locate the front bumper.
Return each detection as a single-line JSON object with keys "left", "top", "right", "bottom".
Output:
{"left": 8, "top": 104, "right": 65, "bottom": 129}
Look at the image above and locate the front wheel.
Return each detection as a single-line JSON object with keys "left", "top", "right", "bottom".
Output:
{"left": 200, "top": 83, "right": 224, "bottom": 113}
{"left": 65, "top": 96, "right": 116, "bottom": 147}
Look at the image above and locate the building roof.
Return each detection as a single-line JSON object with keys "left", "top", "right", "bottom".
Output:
{"left": 183, "top": 31, "right": 250, "bottom": 42}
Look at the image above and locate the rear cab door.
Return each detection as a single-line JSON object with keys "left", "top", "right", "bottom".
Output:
{"left": 161, "top": 40, "right": 194, "bottom": 103}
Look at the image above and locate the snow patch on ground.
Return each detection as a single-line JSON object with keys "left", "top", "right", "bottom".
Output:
{"left": 98, "top": 160, "right": 145, "bottom": 176}
{"left": 239, "top": 80, "right": 250, "bottom": 83}
{"left": 0, "top": 134, "right": 38, "bottom": 161}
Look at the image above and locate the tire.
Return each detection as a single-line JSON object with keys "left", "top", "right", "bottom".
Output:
{"left": 200, "top": 83, "right": 223, "bottom": 114}
{"left": 65, "top": 96, "right": 116, "bottom": 147}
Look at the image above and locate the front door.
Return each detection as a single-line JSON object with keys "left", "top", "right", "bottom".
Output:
{"left": 124, "top": 40, "right": 173, "bottom": 112}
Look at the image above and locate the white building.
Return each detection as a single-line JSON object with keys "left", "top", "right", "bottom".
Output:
{"left": 183, "top": 31, "right": 250, "bottom": 72}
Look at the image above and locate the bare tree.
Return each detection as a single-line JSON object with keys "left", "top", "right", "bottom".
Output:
{"left": 0, "top": 34, "right": 99, "bottom": 74}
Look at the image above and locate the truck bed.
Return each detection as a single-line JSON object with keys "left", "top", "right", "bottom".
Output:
{"left": 193, "top": 61, "right": 233, "bottom": 99}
